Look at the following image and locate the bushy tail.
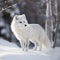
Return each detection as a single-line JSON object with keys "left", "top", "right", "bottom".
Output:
{"left": 42, "top": 35, "right": 53, "bottom": 50}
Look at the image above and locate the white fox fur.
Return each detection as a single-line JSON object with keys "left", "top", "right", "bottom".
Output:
{"left": 11, "top": 14, "right": 52, "bottom": 51}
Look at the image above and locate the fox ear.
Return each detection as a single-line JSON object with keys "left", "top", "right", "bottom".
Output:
{"left": 14, "top": 15, "right": 18, "bottom": 17}
{"left": 12, "top": 15, "right": 18, "bottom": 21}
{"left": 14, "top": 15, "right": 19, "bottom": 20}
{"left": 21, "top": 14, "right": 28, "bottom": 23}
{"left": 13, "top": 15, "right": 17, "bottom": 18}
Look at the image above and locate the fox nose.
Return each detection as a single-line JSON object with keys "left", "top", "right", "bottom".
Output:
{"left": 25, "top": 24, "right": 27, "bottom": 27}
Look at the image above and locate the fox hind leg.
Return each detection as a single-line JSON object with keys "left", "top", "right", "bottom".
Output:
{"left": 32, "top": 40, "right": 38, "bottom": 51}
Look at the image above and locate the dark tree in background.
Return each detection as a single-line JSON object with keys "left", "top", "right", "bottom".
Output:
{"left": 0, "top": 0, "right": 20, "bottom": 46}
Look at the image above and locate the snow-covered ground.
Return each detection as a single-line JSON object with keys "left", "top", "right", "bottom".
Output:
{"left": 0, "top": 38, "right": 60, "bottom": 60}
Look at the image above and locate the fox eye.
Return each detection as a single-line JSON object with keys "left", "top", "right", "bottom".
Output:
{"left": 19, "top": 21, "right": 22, "bottom": 23}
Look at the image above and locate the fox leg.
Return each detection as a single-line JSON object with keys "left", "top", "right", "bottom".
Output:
{"left": 24, "top": 40, "right": 29, "bottom": 51}
{"left": 32, "top": 40, "right": 38, "bottom": 51}
{"left": 20, "top": 40, "right": 25, "bottom": 51}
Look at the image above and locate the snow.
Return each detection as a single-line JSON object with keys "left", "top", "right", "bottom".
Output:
{"left": 0, "top": 38, "right": 60, "bottom": 60}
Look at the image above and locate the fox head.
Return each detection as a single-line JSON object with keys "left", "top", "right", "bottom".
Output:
{"left": 11, "top": 14, "right": 28, "bottom": 29}
{"left": 12, "top": 14, "right": 28, "bottom": 24}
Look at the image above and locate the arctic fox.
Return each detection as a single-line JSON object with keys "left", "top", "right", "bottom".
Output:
{"left": 11, "top": 14, "right": 52, "bottom": 51}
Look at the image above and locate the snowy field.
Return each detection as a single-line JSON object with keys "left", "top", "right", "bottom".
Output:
{"left": 0, "top": 38, "right": 60, "bottom": 60}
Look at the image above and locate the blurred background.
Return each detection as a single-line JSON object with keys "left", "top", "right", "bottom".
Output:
{"left": 0, "top": 0, "right": 60, "bottom": 48}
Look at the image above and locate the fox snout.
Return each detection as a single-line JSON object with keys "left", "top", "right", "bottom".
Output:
{"left": 24, "top": 24, "right": 27, "bottom": 27}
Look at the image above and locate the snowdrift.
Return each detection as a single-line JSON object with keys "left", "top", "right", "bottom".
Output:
{"left": 0, "top": 38, "right": 60, "bottom": 60}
